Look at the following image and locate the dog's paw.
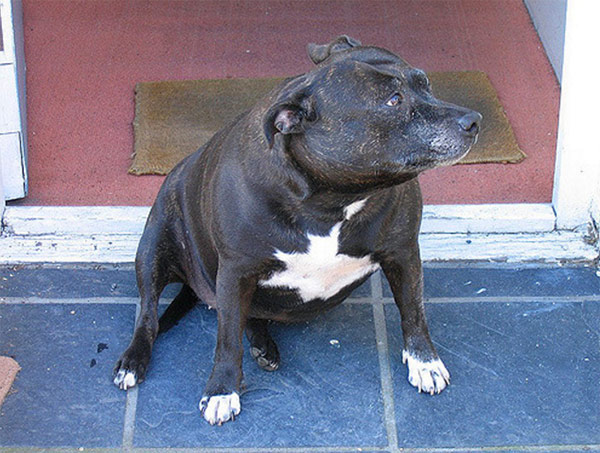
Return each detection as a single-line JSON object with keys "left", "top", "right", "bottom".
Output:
{"left": 113, "top": 347, "right": 150, "bottom": 390}
{"left": 113, "top": 368, "right": 138, "bottom": 390}
{"left": 250, "top": 346, "right": 280, "bottom": 371}
{"left": 402, "top": 350, "right": 450, "bottom": 395}
{"left": 200, "top": 392, "right": 241, "bottom": 425}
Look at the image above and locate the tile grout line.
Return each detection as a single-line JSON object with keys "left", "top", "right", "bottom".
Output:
{"left": 371, "top": 271, "right": 399, "bottom": 451}
{"left": 122, "top": 302, "right": 141, "bottom": 449}
{"left": 0, "top": 296, "right": 176, "bottom": 305}
{"left": 3, "top": 294, "right": 600, "bottom": 306}
{"left": 2, "top": 444, "right": 599, "bottom": 452}
{"left": 168, "top": 447, "right": 391, "bottom": 453}
{"left": 424, "top": 295, "right": 600, "bottom": 303}
{"left": 372, "top": 270, "right": 384, "bottom": 299}
{"left": 2, "top": 261, "right": 594, "bottom": 270}
{"left": 0, "top": 296, "right": 141, "bottom": 304}
{"left": 122, "top": 387, "right": 139, "bottom": 450}
{"left": 373, "top": 303, "right": 399, "bottom": 451}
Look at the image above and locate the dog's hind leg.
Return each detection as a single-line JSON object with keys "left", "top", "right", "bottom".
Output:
{"left": 158, "top": 285, "right": 199, "bottom": 334}
{"left": 246, "top": 318, "right": 280, "bottom": 371}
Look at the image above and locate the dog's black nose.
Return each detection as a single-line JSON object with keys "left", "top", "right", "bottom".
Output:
{"left": 458, "top": 111, "right": 482, "bottom": 136}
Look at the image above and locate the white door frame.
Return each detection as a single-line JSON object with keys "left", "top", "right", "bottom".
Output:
{"left": 0, "top": 148, "right": 5, "bottom": 217}
{"left": 0, "top": 0, "right": 598, "bottom": 264}
{"left": 552, "top": 0, "right": 600, "bottom": 230}
{"left": 0, "top": 0, "right": 27, "bottom": 201}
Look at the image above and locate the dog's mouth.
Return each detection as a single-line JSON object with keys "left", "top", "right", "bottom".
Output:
{"left": 396, "top": 144, "right": 473, "bottom": 172}
{"left": 413, "top": 109, "right": 482, "bottom": 167}
{"left": 428, "top": 132, "right": 479, "bottom": 165}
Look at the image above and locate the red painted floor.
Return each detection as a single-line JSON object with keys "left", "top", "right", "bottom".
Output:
{"left": 12, "top": 0, "right": 560, "bottom": 206}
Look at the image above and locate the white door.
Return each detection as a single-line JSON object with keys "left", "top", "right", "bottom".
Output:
{"left": 0, "top": 0, "right": 27, "bottom": 202}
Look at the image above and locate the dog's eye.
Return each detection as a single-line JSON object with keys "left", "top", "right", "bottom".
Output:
{"left": 385, "top": 93, "right": 402, "bottom": 107}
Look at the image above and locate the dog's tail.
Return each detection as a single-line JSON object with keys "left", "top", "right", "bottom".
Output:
{"left": 158, "top": 284, "right": 199, "bottom": 334}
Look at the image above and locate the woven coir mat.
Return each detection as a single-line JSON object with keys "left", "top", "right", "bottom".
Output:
{"left": 130, "top": 72, "right": 524, "bottom": 175}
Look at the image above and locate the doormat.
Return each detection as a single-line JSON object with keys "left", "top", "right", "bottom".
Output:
{"left": 0, "top": 356, "right": 20, "bottom": 407}
{"left": 130, "top": 71, "right": 525, "bottom": 175}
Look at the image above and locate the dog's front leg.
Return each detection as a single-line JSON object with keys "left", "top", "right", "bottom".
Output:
{"left": 200, "top": 262, "right": 255, "bottom": 425}
{"left": 381, "top": 245, "right": 450, "bottom": 395}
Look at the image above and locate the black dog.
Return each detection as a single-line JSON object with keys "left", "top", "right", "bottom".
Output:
{"left": 114, "top": 36, "right": 481, "bottom": 425}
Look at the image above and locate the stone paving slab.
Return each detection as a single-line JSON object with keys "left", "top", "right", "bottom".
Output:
{"left": 0, "top": 304, "right": 135, "bottom": 447}
{"left": 386, "top": 301, "right": 600, "bottom": 448}
{"left": 0, "top": 264, "right": 599, "bottom": 451}
{"left": 134, "top": 304, "right": 386, "bottom": 448}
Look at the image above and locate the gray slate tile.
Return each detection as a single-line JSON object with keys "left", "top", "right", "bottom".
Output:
{"left": 381, "top": 266, "right": 600, "bottom": 299}
{"left": 0, "top": 304, "right": 135, "bottom": 447}
{"left": 134, "top": 303, "right": 386, "bottom": 448}
{"left": 0, "top": 266, "right": 370, "bottom": 299}
{"left": 385, "top": 301, "right": 600, "bottom": 448}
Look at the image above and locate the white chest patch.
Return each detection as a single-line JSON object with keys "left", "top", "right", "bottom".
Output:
{"left": 259, "top": 199, "right": 380, "bottom": 302}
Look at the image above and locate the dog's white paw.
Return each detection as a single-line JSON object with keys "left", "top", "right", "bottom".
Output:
{"left": 113, "top": 369, "right": 138, "bottom": 390}
{"left": 402, "top": 350, "right": 450, "bottom": 395}
{"left": 199, "top": 392, "right": 241, "bottom": 425}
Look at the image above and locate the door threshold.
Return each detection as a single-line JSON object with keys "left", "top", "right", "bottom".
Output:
{"left": 1, "top": 205, "right": 597, "bottom": 265}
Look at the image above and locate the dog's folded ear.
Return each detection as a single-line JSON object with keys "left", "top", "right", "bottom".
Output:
{"left": 263, "top": 80, "right": 316, "bottom": 149}
{"left": 307, "top": 35, "right": 361, "bottom": 64}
